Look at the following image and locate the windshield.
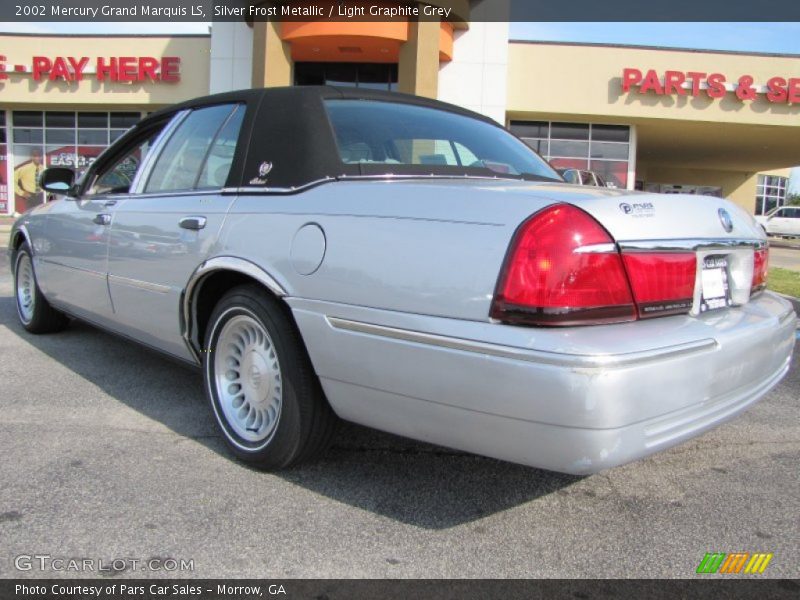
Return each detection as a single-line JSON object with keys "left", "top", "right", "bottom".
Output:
{"left": 324, "top": 99, "right": 561, "bottom": 182}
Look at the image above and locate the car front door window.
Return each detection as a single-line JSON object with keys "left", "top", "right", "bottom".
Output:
{"left": 84, "top": 128, "right": 164, "bottom": 196}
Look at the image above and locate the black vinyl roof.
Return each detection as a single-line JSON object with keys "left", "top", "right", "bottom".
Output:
{"left": 141, "top": 86, "right": 508, "bottom": 190}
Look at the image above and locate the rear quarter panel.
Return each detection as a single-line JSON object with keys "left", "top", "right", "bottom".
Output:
{"left": 219, "top": 180, "right": 554, "bottom": 321}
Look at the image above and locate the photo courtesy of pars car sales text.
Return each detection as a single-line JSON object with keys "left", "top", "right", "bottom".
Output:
{"left": 15, "top": 584, "right": 286, "bottom": 597}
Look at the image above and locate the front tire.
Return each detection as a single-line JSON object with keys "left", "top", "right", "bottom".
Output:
{"left": 203, "top": 284, "right": 336, "bottom": 469}
{"left": 13, "top": 242, "right": 69, "bottom": 334}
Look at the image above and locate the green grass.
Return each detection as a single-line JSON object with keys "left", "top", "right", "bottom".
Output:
{"left": 768, "top": 268, "right": 800, "bottom": 298}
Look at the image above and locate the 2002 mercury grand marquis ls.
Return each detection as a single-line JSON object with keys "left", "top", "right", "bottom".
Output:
{"left": 9, "top": 87, "right": 796, "bottom": 474}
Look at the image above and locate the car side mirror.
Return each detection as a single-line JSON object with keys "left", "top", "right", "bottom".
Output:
{"left": 39, "top": 167, "right": 76, "bottom": 196}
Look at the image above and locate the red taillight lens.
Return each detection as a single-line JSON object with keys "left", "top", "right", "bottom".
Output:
{"left": 490, "top": 204, "right": 636, "bottom": 326}
{"left": 622, "top": 253, "right": 697, "bottom": 318}
{"left": 752, "top": 248, "right": 769, "bottom": 293}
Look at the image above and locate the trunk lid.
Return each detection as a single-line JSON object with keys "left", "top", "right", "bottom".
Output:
{"left": 458, "top": 180, "right": 767, "bottom": 321}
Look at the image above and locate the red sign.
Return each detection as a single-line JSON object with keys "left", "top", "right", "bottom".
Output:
{"left": 0, "top": 55, "right": 180, "bottom": 83}
{"left": 622, "top": 68, "right": 800, "bottom": 104}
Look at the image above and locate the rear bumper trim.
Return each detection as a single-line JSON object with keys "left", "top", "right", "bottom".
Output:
{"left": 619, "top": 238, "right": 767, "bottom": 252}
{"left": 327, "top": 316, "right": 718, "bottom": 369}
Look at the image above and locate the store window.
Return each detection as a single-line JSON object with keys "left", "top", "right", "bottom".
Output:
{"left": 755, "top": 174, "right": 788, "bottom": 215}
{"left": 294, "top": 62, "right": 398, "bottom": 91}
{"left": 11, "top": 110, "right": 141, "bottom": 213}
{"left": 510, "top": 121, "right": 631, "bottom": 188}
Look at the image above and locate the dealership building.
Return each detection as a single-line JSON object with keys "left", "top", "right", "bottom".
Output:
{"left": 1, "top": 0, "right": 798, "bottom": 216}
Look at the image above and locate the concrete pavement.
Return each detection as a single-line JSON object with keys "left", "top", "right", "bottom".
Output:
{"left": 0, "top": 260, "right": 797, "bottom": 579}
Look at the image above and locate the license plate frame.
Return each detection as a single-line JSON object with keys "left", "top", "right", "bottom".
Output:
{"left": 700, "top": 254, "right": 732, "bottom": 313}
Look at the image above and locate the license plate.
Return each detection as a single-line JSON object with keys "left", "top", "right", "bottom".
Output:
{"left": 700, "top": 255, "right": 731, "bottom": 312}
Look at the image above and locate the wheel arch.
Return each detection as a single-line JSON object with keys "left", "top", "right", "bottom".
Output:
{"left": 9, "top": 225, "right": 35, "bottom": 279}
{"left": 182, "top": 257, "right": 291, "bottom": 363}
{"left": 10, "top": 224, "right": 32, "bottom": 257}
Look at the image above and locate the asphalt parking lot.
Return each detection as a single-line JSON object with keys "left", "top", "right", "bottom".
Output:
{"left": 0, "top": 260, "right": 798, "bottom": 579}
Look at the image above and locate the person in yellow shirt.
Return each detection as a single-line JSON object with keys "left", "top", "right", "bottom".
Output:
{"left": 14, "top": 148, "right": 44, "bottom": 214}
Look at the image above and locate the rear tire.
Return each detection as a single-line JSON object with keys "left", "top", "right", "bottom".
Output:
{"left": 13, "top": 242, "right": 69, "bottom": 334}
{"left": 203, "top": 284, "right": 336, "bottom": 469}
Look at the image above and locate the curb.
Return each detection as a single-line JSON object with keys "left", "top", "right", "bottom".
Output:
{"left": 775, "top": 293, "right": 800, "bottom": 328}
{"left": 768, "top": 240, "right": 800, "bottom": 250}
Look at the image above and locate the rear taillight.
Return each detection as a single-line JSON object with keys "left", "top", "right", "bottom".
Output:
{"left": 752, "top": 247, "right": 769, "bottom": 293}
{"left": 622, "top": 253, "right": 696, "bottom": 318}
{"left": 491, "top": 204, "right": 706, "bottom": 327}
{"left": 490, "top": 204, "right": 636, "bottom": 326}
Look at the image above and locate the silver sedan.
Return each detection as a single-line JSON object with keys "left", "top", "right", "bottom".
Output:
{"left": 9, "top": 87, "right": 796, "bottom": 474}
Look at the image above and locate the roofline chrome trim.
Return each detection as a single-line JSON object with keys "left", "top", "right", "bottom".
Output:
{"left": 222, "top": 172, "right": 562, "bottom": 195}
{"left": 181, "top": 256, "right": 288, "bottom": 365}
{"left": 619, "top": 238, "right": 767, "bottom": 252}
{"left": 222, "top": 177, "right": 336, "bottom": 195}
{"left": 326, "top": 317, "right": 719, "bottom": 369}
{"left": 337, "top": 173, "right": 532, "bottom": 182}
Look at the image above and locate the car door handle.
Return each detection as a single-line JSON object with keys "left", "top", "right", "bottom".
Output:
{"left": 93, "top": 213, "right": 112, "bottom": 226}
{"left": 179, "top": 216, "right": 207, "bottom": 231}
{"left": 104, "top": 200, "right": 117, "bottom": 207}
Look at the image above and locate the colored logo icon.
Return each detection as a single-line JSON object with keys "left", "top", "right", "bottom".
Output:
{"left": 696, "top": 552, "right": 773, "bottom": 574}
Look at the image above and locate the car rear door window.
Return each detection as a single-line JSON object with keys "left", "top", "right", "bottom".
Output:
{"left": 145, "top": 104, "right": 238, "bottom": 193}
{"left": 196, "top": 105, "right": 245, "bottom": 189}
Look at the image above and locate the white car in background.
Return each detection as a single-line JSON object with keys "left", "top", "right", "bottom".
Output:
{"left": 756, "top": 205, "right": 800, "bottom": 237}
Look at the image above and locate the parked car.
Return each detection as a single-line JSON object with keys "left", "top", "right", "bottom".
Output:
{"left": 9, "top": 87, "right": 796, "bottom": 474}
{"left": 557, "top": 167, "right": 616, "bottom": 188}
{"left": 755, "top": 205, "right": 800, "bottom": 237}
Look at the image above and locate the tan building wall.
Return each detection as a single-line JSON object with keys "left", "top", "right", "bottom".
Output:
{"left": 506, "top": 42, "right": 800, "bottom": 213}
{"left": 507, "top": 42, "right": 800, "bottom": 129}
{"left": 0, "top": 34, "right": 211, "bottom": 110}
{"left": 761, "top": 168, "right": 792, "bottom": 178}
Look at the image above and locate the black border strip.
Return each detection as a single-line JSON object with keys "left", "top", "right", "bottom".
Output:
{"left": 3, "top": 1, "right": 800, "bottom": 22}
{"left": 2, "top": 579, "right": 799, "bottom": 600}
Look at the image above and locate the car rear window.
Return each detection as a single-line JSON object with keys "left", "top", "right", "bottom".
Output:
{"left": 324, "top": 99, "right": 560, "bottom": 181}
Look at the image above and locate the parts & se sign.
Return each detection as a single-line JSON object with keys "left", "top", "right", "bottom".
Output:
{"left": 621, "top": 68, "right": 800, "bottom": 104}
